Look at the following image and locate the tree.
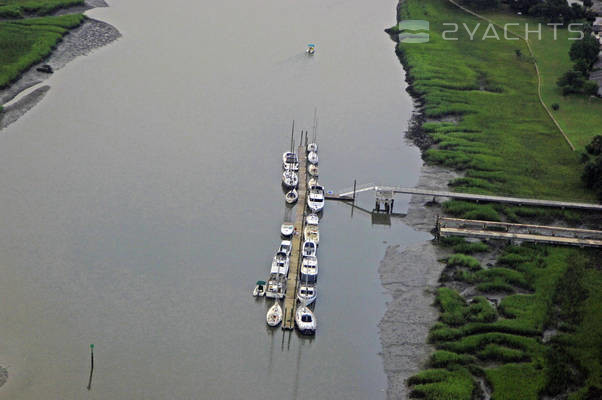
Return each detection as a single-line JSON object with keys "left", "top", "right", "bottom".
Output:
{"left": 557, "top": 70, "right": 585, "bottom": 94}
{"left": 582, "top": 136, "right": 602, "bottom": 201}
{"left": 509, "top": 0, "right": 539, "bottom": 13}
{"left": 569, "top": 34, "right": 600, "bottom": 71}
{"left": 462, "top": 0, "right": 499, "bottom": 9}
{"left": 583, "top": 80, "right": 600, "bottom": 96}
{"left": 585, "top": 135, "right": 602, "bottom": 156}
{"left": 583, "top": 0, "right": 593, "bottom": 8}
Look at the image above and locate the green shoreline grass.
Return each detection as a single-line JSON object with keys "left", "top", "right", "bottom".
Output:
{"left": 0, "top": 0, "right": 84, "bottom": 19}
{"left": 393, "top": 0, "right": 602, "bottom": 398}
{"left": 0, "top": 11, "right": 85, "bottom": 112}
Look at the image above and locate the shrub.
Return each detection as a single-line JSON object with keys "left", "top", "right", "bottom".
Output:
{"left": 447, "top": 254, "right": 481, "bottom": 270}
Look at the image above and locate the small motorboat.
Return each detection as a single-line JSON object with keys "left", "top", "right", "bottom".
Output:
{"left": 36, "top": 64, "right": 53, "bottom": 73}
{"left": 266, "top": 300, "right": 283, "bottom": 327}
{"left": 281, "top": 222, "right": 294, "bottom": 237}
{"left": 282, "top": 170, "right": 299, "bottom": 188}
{"left": 308, "top": 164, "right": 319, "bottom": 177}
{"left": 253, "top": 280, "right": 266, "bottom": 297}
{"left": 285, "top": 189, "right": 298, "bottom": 204}
{"left": 300, "top": 256, "right": 318, "bottom": 283}
{"left": 305, "top": 213, "right": 319, "bottom": 226}
{"left": 282, "top": 152, "right": 299, "bottom": 171}
{"left": 278, "top": 240, "right": 292, "bottom": 256}
{"left": 295, "top": 305, "right": 316, "bottom": 335}
{"left": 307, "top": 151, "right": 319, "bottom": 165}
{"left": 304, "top": 224, "right": 319, "bottom": 245}
{"left": 306, "top": 44, "right": 315, "bottom": 55}
{"left": 271, "top": 251, "right": 290, "bottom": 276}
{"left": 307, "top": 143, "right": 318, "bottom": 153}
{"left": 297, "top": 284, "right": 317, "bottom": 305}
{"left": 302, "top": 240, "right": 317, "bottom": 257}
{"left": 307, "top": 184, "right": 325, "bottom": 213}
{"left": 265, "top": 274, "right": 285, "bottom": 299}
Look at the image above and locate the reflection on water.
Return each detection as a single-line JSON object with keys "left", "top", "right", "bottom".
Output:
{"left": 0, "top": 0, "right": 426, "bottom": 399}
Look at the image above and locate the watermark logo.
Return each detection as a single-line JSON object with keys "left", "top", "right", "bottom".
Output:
{"left": 398, "top": 21, "right": 586, "bottom": 43}
{"left": 398, "top": 20, "right": 430, "bottom": 43}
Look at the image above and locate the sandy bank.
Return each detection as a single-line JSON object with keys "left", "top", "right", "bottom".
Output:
{"left": 0, "top": 0, "right": 120, "bottom": 131}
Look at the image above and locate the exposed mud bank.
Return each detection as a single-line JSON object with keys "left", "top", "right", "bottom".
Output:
{"left": 378, "top": 161, "right": 461, "bottom": 399}
{"left": 378, "top": 1, "right": 467, "bottom": 397}
{"left": 0, "top": 0, "right": 120, "bottom": 130}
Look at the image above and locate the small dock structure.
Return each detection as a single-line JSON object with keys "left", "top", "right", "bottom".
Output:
{"left": 436, "top": 217, "right": 602, "bottom": 247}
{"left": 283, "top": 144, "right": 307, "bottom": 329}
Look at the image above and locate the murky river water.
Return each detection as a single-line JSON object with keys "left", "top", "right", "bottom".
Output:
{"left": 0, "top": 0, "right": 429, "bottom": 398}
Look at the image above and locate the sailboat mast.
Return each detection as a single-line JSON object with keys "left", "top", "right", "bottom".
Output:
{"left": 290, "top": 120, "right": 295, "bottom": 154}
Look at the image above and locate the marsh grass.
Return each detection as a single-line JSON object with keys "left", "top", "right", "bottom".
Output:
{"left": 0, "top": 14, "right": 84, "bottom": 91}
{"left": 0, "top": 0, "right": 83, "bottom": 18}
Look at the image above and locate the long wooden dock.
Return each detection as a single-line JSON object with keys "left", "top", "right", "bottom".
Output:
{"left": 283, "top": 145, "right": 307, "bottom": 330}
{"left": 437, "top": 217, "right": 602, "bottom": 247}
{"left": 326, "top": 185, "right": 602, "bottom": 211}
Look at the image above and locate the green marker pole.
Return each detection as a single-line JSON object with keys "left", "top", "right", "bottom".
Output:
{"left": 87, "top": 344, "right": 94, "bottom": 390}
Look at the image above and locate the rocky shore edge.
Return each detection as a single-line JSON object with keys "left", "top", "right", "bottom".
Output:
{"left": 0, "top": 0, "right": 121, "bottom": 131}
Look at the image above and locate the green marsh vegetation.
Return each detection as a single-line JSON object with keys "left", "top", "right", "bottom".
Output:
{"left": 0, "top": 0, "right": 83, "bottom": 19}
{"left": 0, "top": 13, "right": 84, "bottom": 90}
{"left": 413, "top": 243, "right": 601, "bottom": 399}
{"left": 394, "top": 2, "right": 601, "bottom": 397}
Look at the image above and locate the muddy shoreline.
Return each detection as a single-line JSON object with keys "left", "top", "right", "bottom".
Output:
{"left": 377, "top": 0, "right": 463, "bottom": 397}
{"left": 0, "top": 0, "right": 120, "bottom": 131}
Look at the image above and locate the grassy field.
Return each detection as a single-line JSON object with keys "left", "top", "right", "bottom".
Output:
{"left": 395, "top": 0, "right": 602, "bottom": 398}
{"left": 0, "top": 0, "right": 83, "bottom": 18}
{"left": 0, "top": 13, "right": 84, "bottom": 91}
{"left": 479, "top": 7, "right": 602, "bottom": 150}
{"left": 397, "top": 0, "right": 596, "bottom": 202}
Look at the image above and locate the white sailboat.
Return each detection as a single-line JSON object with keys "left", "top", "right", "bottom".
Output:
{"left": 297, "top": 284, "right": 317, "bottom": 305}
{"left": 278, "top": 240, "right": 292, "bottom": 256}
{"left": 282, "top": 170, "right": 299, "bottom": 188}
{"left": 285, "top": 188, "right": 298, "bottom": 204}
{"left": 305, "top": 213, "right": 319, "bottom": 225}
{"left": 303, "top": 224, "right": 319, "bottom": 245}
{"left": 300, "top": 256, "right": 318, "bottom": 283}
{"left": 302, "top": 240, "right": 317, "bottom": 257}
{"left": 307, "top": 184, "right": 325, "bottom": 213}
{"left": 266, "top": 300, "right": 282, "bottom": 327}
{"left": 295, "top": 304, "right": 316, "bottom": 335}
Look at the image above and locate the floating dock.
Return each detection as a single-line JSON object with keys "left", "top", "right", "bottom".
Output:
{"left": 282, "top": 144, "right": 307, "bottom": 330}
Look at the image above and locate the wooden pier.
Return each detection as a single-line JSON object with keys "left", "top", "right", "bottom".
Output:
{"left": 283, "top": 145, "right": 307, "bottom": 330}
{"left": 326, "top": 185, "right": 602, "bottom": 212}
{"left": 437, "top": 217, "right": 602, "bottom": 247}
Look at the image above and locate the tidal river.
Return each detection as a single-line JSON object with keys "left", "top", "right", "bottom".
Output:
{"left": 0, "top": 0, "right": 428, "bottom": 398}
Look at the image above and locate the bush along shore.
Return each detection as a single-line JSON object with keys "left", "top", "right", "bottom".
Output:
{"left": 0, "top": 0, "right": 120, "bottom": 128}
{"left": 386, "top": 0, "right": 602, "bottom": 398}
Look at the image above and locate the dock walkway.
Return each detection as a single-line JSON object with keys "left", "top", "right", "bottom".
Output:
{"left": 283, "top": 145, "right": 307, "bottom": 329}
{"left": 437, "top": 217, "right": 602, "bottom": 247}
{"left": 326, "top": 185, "right": 602, "bottom": 212}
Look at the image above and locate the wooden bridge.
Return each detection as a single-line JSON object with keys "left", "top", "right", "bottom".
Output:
{"left": 325, "top": 184, "right": 602, "bottom": 212}
{"left": 282, "top": 144, "right": 307, "bottom": 330}
{"left": 436, "top": 217, "right": 602, "bottom": 247}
